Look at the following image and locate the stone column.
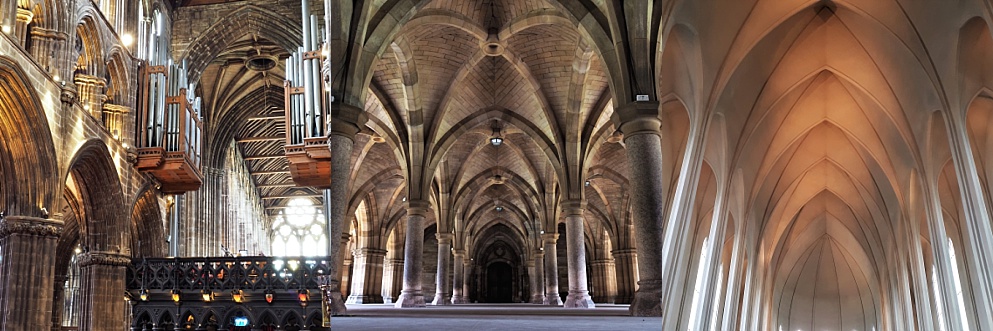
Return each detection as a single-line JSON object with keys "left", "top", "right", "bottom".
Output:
{"left": 591, "top": 259, "right": 617, "bottom": 303}
{"left": 451, "top": 250, "right": 467, "bottom": 304}
{"left": 395, "top": 200, "right": 430, "bottom": 308}
{"left": 29, "top": 28, "right": 66, "bottom": 74}
{"left": 324, "top": 106, "right": 365, "bottom": 314}
{"left": 0, "top": 215, "right": 63, "bottom": 329}
{"left": 541, "top": 233, "right": 562, "bottom": 305}
{"left": 431, "top": 234, "right": 453, "bottom": 305}
{"left": 463, "top": 259, "right": 473, "bottom": 303}
{"left": 339, "top": 233, "right": 353, "bottom": 298}
{"left": 382, "top": 225, "right": 405, "bottom": 303}
{"left": 73, "top": 74, "right": 107, "bottom": 118}
{"left": 612, "top": 248, "right": 638, "bottom": 304}
{"left": 562, "top": 201, "right": 595, "bottom": 308}
{"left": 345, "top": 248, "right": 387, "bottom": 304}
{"left": 531, "top": 252, "right": 545, "bottom": 303}
{"left": 615, "top": 107, "right": 666, "bottom": 316}
{"left": 78, "top": 252, "right": 130, "bottom": 331}
{"left": 14, "top": 7, "right": 32, "bottom": 46}
{"left": 51, "top": 274, "right": 68, "bottom": 331}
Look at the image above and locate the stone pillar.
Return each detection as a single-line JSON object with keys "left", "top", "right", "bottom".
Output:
{"left": 73, "top": 74, "right": 107, "bottom": 118}
{"left": 562, "top": 201, "right": 595, "bottom": 308}
{"left": 451, "top": 250, "right": 468, "bottom": 304}
{"left": 382, "top": 257, "right": 405, "bottom": 303}
{"left": 463, "top": 259, "right": 473, "bottom": 303}
{"left": 51, "top": 274, "right": 68, "bottom": 331}
{"left": 324, "top": 107, "right": 365, "bottom": 314}
{"left": 0, "top": 215, "right": 63, "bottom": 329}
{"left": 77, "top": 252, "right": 130, "bottom": 331}
{"left": 615, "top": 108, "right": 665, "bottom": 316}
{"left": 431, "top": 234, "right": 453, "bottom": 305}
{"left": 14, "top": 7, "right": 32, "bottom": 46}
{"left": 612, "top": 248, "right": 638, "bottom": 304}
{"left": 541, "top": 233, "right": 561, "bottom": 305}
{"left": 531, "top": 252, "right": 546, "bottom": 303}
{"left": 101, "top": 104, "right": 130, "bottom": 140}
{"left": 395, "top": 200, "right": 430, "bottom": 308}
{"left": 591, "top": 259, "right": 617, "bottom": 303}
{"left": 345, "top": 248, "right": 386, "bottom": 304}
{"left": 339, "top": 233, "right": 353, "bottom": 298}
{"left": 29, "top": 27, "right": 66, "bottom": 74}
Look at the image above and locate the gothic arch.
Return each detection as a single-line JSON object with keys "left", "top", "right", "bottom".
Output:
{"left": 65, "top": 139, "right": 127, "bottom": 252}
{"left": 0, "top": 56, "right": 58, "bottom": 218}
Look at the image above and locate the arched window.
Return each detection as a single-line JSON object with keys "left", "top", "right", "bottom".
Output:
{"left": 948, "top": 239, "right": 971, "bottom": 331}
{"left": 270, "top": 198, "right": 327, "bottom": 257}
{"left": 687, "top": 237, "right": 710, "bottom": 331}
{"left": 62, "top": 247, "right": 82, "bottom": 327}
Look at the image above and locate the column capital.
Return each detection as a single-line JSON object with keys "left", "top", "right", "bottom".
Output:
{"left": 612, "top": 101, "right": 661, "bottom": 137}
{"left": 452, "top": 249, "right": 466, "bottom": 257}
{"left": 541, "top": 233, "right": 559, "bottom": 244}
{"left": 560, "top": 200, "right": 586, "bottom": 217}
{"left": 405, "top": 200, "right": 432, "bottom": 216}
{"left": 78, "top": 252, "right": 131, "bottom": 268}
{"left": 0, "top": 215, "right": 64, "bottom": 239}
{"left": 352, "top": 247, "right": 387, "bottom": 258}
{"left": 327, "top": 103, "right": 368, "bottom": 138}
{"left": 436, "top": 233, "right": 454, "bottom": 244}
{"left": 532, "top": 250, "right": 544, "bottom": 258}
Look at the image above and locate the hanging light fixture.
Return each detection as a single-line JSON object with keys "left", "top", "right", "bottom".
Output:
{"left": 490, "top": 123, "right": 503, "bottom": 146}
{"left": 139, "top": 289, "right": 149, "bottom": 301}
{"left": 265, "top": 289, "right": 275, "bottom": 304}
{"left": 298, "top": 289, "right": 310, "bottom": 307}
{"left": 232, "top": 290, "right": 245, "bottom": 303}
{"left": 201, "top": 289, "right": 214, "bottom": 302}
{"left": 171, "top": 289, "right": 181, "bottom": 303}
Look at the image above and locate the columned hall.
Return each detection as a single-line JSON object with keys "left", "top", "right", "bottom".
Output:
{"left": 0, "top": 0, "right": 992, "bottom": 330}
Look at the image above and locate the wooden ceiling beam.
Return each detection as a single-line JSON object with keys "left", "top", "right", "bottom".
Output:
{"left": 236, "top": 136, "right": 283, "bottom": 143}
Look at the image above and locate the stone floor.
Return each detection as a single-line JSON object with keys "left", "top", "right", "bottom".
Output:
{"left": 330, "top": 304, "right": 663, "bottom": 330}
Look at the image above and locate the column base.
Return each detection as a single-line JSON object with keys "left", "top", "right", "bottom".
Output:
{"left": 629, "top": 280, "right": 662, "bottom": 317}
{"left": 394, "top": 290, "right": 426, "bottom": 308}
{"left": 430, "top": 293, "right": 452, "bottom": 305}
{"left": 327, "top": 291, "right": 348, "bottom": 315}
{"left": 565, "top": 291, "right": 596, "bottom": 308}
{"left": 543, "top": 293, "right": 562, "bottom": 305}
{"left": 345, "top": 294, "right": 384, "bottom": 304}
{"left": 530, "top": 294, "right": 546, "bottom": 304}
{"left": 452, "top": 295, "right": 469, "bottom": 304}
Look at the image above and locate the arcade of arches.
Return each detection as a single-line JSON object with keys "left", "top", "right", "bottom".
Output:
{"left": 1, "top": 0, "right": 993, "bottom": 330}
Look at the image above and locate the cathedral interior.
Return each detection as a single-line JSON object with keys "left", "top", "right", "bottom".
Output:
{"left": 1, "top": 0, "right": 993, "bottom": 330}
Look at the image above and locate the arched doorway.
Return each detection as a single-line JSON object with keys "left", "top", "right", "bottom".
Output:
{"left": 486, "top": 262, "right": 513, "bottom": 303}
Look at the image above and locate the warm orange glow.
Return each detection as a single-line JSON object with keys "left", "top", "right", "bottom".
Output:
{"left": 171, "top": 290, "right": 181, "bottom": 302}
{"left": 232, "top": 290, "right": 244, "bottom": 303}
{"left": 298, "top": 289, "right": 309, "bottom": 304}
{"left": 201, "top": 290, "right": 213, "bottom": 302}
{"left": 265, "top": 291, "right": 274, "bottom": 304}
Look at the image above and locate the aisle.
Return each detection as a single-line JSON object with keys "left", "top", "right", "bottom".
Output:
{"left": 330, "top": 304, "right": 662, "bottom": 330}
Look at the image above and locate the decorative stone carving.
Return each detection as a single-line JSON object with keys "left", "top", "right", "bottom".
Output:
{"left": 0, "top": 215, "right": 63, "bottom": 239}
{"left": 78, "top": 252, "right": 132, "bottom": 268}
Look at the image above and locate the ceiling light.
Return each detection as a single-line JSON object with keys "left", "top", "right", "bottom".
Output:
{"left": 121, "top": 33, "right": 134, "bottom": 46}
{"left": 490, "top": 137, "right": 503, "bottom": 146}
{"left": 1, "top": 25, "right": 10, "bottom": 34}
{"left": 495, "top": 206, "right": 504, "bottom": 212}
{"left": 585, "top": 180, "right": 591, "bottom": 187}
